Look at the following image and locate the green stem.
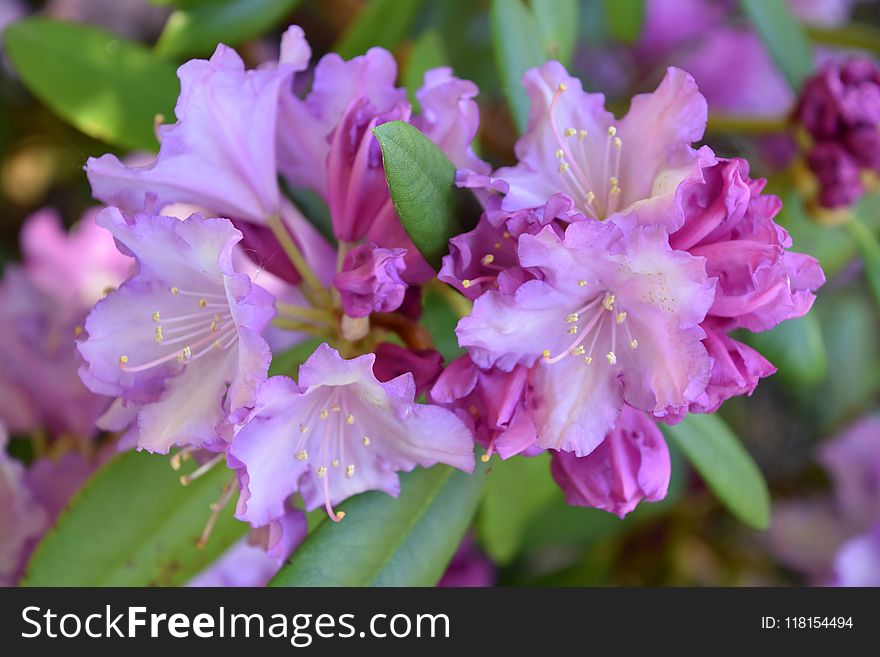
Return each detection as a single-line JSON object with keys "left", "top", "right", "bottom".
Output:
{"left": 706, "top": 113, "right": 790, "bottom": 136}
{"left": 267, "top": 213, "right": 332, "bottom": 308}
{"left": 846, "top": 214, "right": 880, "bottom": 308}
{"left": 275, "top": 301, "right": 335, "bottom": 325}
{"left": 807, "top": 24, "right": 880, "bottom": 56}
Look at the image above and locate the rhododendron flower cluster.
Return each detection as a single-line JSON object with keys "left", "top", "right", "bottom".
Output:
{"left": 1, "top": 11, "right": 837, "bottom": 589}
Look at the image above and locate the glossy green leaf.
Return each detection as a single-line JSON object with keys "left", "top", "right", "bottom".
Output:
{"left": 477, "top": 453, "right": 557, "bottom": 564}
{"left": 373, "top": 121, "right": 459, "bottom": 269}
{"left": 155, "top": 0, "right": 300, "bottom": 59}
{"left": 334, "top": 0, "right": 423, "bottom": 59}
{"left": 740, "top": 0, "right": 814, "bottom": 89}
{"left": 490, "top": 0, "right": 546, "bottom": 133}
{"left": 532, "top": 0, "right": 579, "bottom": 65}
{"left": 270, "top": 463, "right": 487, "bottom": 586}
{"left": 602, "top": 0, "right": 645, "bottom": 44}
{"left": 741, "top": 314, "right": 827, "bottom": 386}
{"left": 4, "top": 18, "right": 179, "bottom": 151}
{"left": 663, "top": 414, "right": 771, "bottom": 530}
{"left": 404, "top": 29, "right": 449, "bottom": 108}
{"left": 23, "top": 450, "right": 245, "bottom": 586}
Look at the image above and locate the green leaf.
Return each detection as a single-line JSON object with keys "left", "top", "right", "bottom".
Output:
{"left": 270, "top": 463, "right": 487, "bottom": 586}
{"left": 404, "top": 29, "right": 449, "bottom": 109}
{"left": 4, "top": 18, "right": 179, "bottom": 152}
{"left": 846, "top": 215, "right": 880, "bottom": 310}
{"left": 601, "top": 0, "right": 645, "bottom": 44}
{"left": 489, "top": 0, "right": 547, "bottom": 133}
{"left": 373, "top": 121, "right": 459, "bottom": 269}
{"left": 741, "top": 314, "right": 827, "bottom": 386}
{"left": 663, "top": 414, "right": 771, "bottom": 530}
{"left": 155, "top": 0, "right": 300, "bottom": 59}
{"left": 268, "top": 337, "right": 323, "bottom": 378}
{"left": 477, "top": 453, "right": 557, "bottom": 564}
{"left": 23, "top": 450, "right": 245, "bottom": 586}
{"left": 421, "top": 286, "right": 466, "bottom": 362}
{"left": 333, "top": 0, "right": 423, "bottom": 60}
{"left": 739, "top": 0, "right": 814, "bottom": 89}
{"left": 532, "top": 0, "right": 580, "bottom": 65}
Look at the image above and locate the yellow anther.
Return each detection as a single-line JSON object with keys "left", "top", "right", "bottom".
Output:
{"left": 299, "top": 424, "right": 308, "bottom": 433}
{"left": 566, "top": 313, "right": 579, "bottom": 323}
{"left": 583, "top": 355, "right": 593, "bottom": 364}
{"left": 616, "top": 311, "right": 627, "bottom": 324}
{"left": 572, "top": 345, "right": 586, "bottom": 356}
{"left": 214, "top": 314, "right": 221, "bottom": 322}
{"left": 578, "top": 129, "right": 588, "bottom": 140}
{"left": 613, "top": 136, "right": 622, "bottom": 149}
{"left": 469, "top": 405, "right": 479, "bottom": 416}
{"left": 331, "top": 404, "right": 341, "bottom": 412}
{"left": 494, "top": 242, "right": 502, "bottom": 249}
{"left": 210, "top": 321, "right": 218, "bottom": 331}
{"left": 578, "top": 280, "right": 587, "bottom": 287}
{"left": 198, "top": 298, "right": 207, "bottom": 308}
{"left": 481, "top": 254, "right": 495, "bottom": 266}
{"left": 606, "top": 351, "right": 617, "bottom": 365}
{"left": 568, "top": 326, "right": 578, "bottom": 335}
{"left": 73, "top": 325, "right": 84, "bottom": 337}
{"left": 481, "top": 453, "right": 490, "bottom": 463}
{"left": 319, "top": 409, "right": 329, "bottom": 420}
{"left": 564, "top": 127, "right": 577, "bottom": 137}
{"left": 557, "top": 83, "right": 567, "bottom": 91}
{"left": 462, "top": 279, "right": 472, "bottom": 289}
{"left": 297, "top": 450, "right": 308, "bottom": 461}
{"left": 603, "top": 294, "right": 616, "bottom": 311}
{"left": 316, "top": 466, "right": 327, "bottom": 478}
{"left": 609, "top": 177, "right": 618, "bottom": 188}
{"left": 119, "top": 355, "right": 129, "bottom": 366}
{"left": 362, "top": 436, "right": 371, "bottom": 446}
{"left": 630, "top": 339, "right": 639, "bottom": 350}
{"left": 214, "top": 340, "right": 222, "bottom": 351}
{"left": 331, "top": 460, "right": 339, "bottom": 468}
{"left": 345, "top": 464, "right": 355, "bottom": 478}
{"left": 155, "top": 327, "right": 164, "bottom": 344}
{"left": 559, "top": 162, "right": 570, "bottom": 173}
{"left": 170, "top": 287, "right": 179, "bottom": 295}
{"left": 503, "top": 231, "right": 512, "bottom": 239}
{"left": 586, "top": 191, "right": 596, "bottom": 204}
{"left": 346, "top": 414, "right": 355, "bottom": 425}
{"left": 542, "top": 349, "right": 552, "bottom": 360}
{"left": 608, "top": 126, "right": 617, "bottom": 137}
{"left": 182, "top": 346, "right": 192, "bottom": 360}
{"left": 555, "top": 149, "right": 565, "bottom": 159}
{"left": 152, "top": 311, "right": 160, "bottom": 322}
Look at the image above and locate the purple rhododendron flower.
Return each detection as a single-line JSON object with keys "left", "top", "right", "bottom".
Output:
{"left": 657, "top": 157, "right": 825, "bottom": 412}
{"left": 230, "top": 344, "right": 474, "bottom": 524}
{"left": 0, "top": 209, "right": 132, "bottom": 437}
{"left": 332, "top": 244, "right": 408, "bottom": 317}
{"left": 78, "top": 208, "right": 275, "bottom": 453}
{"left": 795, "top": 57, "right": 880, "bottom": 208}
{"left": 458, "top": 218, "right": 714, "bottom": 455}
{"left": 437, "top": 535, "right": 496, "bottom": 587}
{"left": 550, "top": 405, "right": 670, "bottom": 518}
{"left": 770, "top": 416, "right": 880, "bottom": 584}
{"left": 476, "top": 63, "right": 708, "bottom": 225}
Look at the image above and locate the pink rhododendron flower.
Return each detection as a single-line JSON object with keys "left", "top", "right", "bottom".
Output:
{"left": 550, "top": 405, "right": 670, "bottom": 517}
{"left": 457, "top": 219, "right": 714, "bottom": 455}
{"left": 230, "top": 344, "right": 474, "bottom": 524}
{"left": 78, "top": 209, "right": 274, "bottom": 453}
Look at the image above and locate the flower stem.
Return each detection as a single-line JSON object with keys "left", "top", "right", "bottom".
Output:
{"left": 275, "top": 301, "right": 335, "bottom": 325}
{"left": 807, "top": 24, "right": 880, "bottom": 56}
{"left": 427, "top": 278, "right": 473, "bottom": 318}
{"left": 267, "top": 213, "right": 332, "bottom": 308}
{"left": 706, "top": 113, "right": 790, "bottom": 135}
{"left": 271, "top": 317, "right": 333, "bottom": 337}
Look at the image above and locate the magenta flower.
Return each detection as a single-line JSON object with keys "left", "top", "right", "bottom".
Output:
{"left": 660, "top": 157, "right": 825, "bottom": 412}
{"left": 431, "top": 355, "right": 537, "bottom": 460}
{"left": 332, "top": 244, "right": 408, "bottom": 317}
{"left": 478, "top": 62, "right": 708, "bottom": 224}
{"left": 457, "top": 219, "right": 714, "bottom": 455}
{"left": 832, "top": 522, "right": 880, "bottom": 587}
{"left": 550, "top": 405, "right": 670, "bottom": 517}
{"left": 77, "top": 208, "right": 275, "bottom": 453}
{"left": 230, "top": 344, "right": 475, "bottom": 524}
{"left": 795, "top": 57, "right": 880, "bottom": 208}
{"left": 437, "top": 536, "right": 496, "bottom": 587}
